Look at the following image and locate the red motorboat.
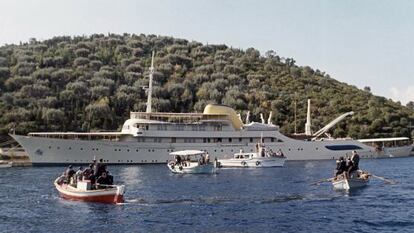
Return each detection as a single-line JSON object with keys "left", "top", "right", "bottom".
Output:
{"left": 54, "top": 178, "right": 125, "bottom": 204}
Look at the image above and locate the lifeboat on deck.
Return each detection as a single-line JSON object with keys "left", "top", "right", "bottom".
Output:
{"left": 54, "top": 178, "right": 125, "bottom": 204}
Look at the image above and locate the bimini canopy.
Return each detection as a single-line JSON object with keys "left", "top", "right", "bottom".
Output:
{"left": 169, "top": 150, "right": 206, "bottom": 156}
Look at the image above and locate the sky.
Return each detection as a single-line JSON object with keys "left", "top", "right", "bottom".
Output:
{"left": 0, "top": 0, "right": 413, "bottom": 104}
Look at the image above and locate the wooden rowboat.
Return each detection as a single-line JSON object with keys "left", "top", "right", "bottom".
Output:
{"left": 332, "top": 172, "right": 370, "bottom": 191}
{"left": 54, "top": 178, "right": 125, "bottom": 204}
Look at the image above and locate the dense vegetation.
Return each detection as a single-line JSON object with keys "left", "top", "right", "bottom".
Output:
{"left": 0, "top": 33, "right": 413, "bottom": 139}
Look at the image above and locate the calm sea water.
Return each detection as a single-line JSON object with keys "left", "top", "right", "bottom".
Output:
{"left": 1, "top": 157, "right": 414, "bottom": 233}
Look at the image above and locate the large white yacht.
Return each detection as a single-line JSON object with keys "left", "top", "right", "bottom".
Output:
{"left": 10, "top": 54, "right": 413, "bottom": 165}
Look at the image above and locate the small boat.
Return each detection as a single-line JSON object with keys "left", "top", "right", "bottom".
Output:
{"left": 54, "top": 178, "right": 125, "bottom": 204}
{"left": 0, "top": 160, "right": 12, "bottom": 168}
{"left": 332, "top": 171, "right": 370, "bottom": 191}
{"left": 219, "top": 143, "right": 286, "bottom": 168}
{"left": 167, "top": 150, "right": 217, "bottom": 174}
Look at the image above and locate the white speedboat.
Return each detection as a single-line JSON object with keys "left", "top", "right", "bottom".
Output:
{"left": 167, "top": 150, "right": 217, "bottom": 174}
{"left": 219, "top": 143, "right": 286, "bottom": 168}
{"left": 332, "top": 171, "right": 370, "bottom": 191}
{"left": 0, "top": 160, "right": 12, "bottom": 168}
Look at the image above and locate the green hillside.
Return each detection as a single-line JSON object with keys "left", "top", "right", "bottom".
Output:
{"left": 0, "top": 33, "right": 413, "bottom": 139}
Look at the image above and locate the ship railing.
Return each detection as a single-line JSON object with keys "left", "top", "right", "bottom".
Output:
{"left": 27, "top": 132, "right": 129, "bottom": 141}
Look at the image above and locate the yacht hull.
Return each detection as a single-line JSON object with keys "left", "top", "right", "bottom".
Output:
{"left": 10, "top": 134, "right": 413, "bottom": 165}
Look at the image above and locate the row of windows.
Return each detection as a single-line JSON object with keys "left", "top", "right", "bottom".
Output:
{"left": 135, "top": 137, "right": 283, "bottom": 143}
{"left": 155, "top": 125, "right": 209, "bottom": 131}
{"left": 47, "top": 146, "right": 316, "bottom": 153}
{"left": 65, "top": 159, "right": 165, "bottom": 163}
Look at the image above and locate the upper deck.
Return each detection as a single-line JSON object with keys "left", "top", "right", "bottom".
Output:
{"left": 130, "top": 111, "right": 231, "bottom": 124}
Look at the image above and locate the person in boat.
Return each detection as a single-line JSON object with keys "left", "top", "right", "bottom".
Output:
{"left": 82, "top": 164, "right": 94, "bottom": 180}
{"left": 96, "top": 171, "right": 112, "bottom": 189}
{"left": 346, "top": 151, "right": 360, "bottom": 178}
{"left": 65, "top": 165, "right": 75, "bottom": 184}
{"left": 205, "top": 153, "right": 210, "bottom": 163}
{"left": 94, "top": 158, "right": 107, "bottom": 177}
{"left": 74, "top": 166, "right": 84, "bottom": 184}
{"left": 275, "top": 149, "right": 284, "bottom": 157}
{"left": 175, "top": 155, "right": 182, "bottom": 165}
{"left": 335, "top": 157, "right": 347, "bottom": 177}
{"left": 106, "top": 171, "right": 114, "bottom": 185}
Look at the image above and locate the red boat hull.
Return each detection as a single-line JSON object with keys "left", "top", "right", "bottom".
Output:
{"left": 58, "top": 192, "right": 124, "bottom": 204}
{"left": 54, "top": 178, "right": 125, "bottom": 204}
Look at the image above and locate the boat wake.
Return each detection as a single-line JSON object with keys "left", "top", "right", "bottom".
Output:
{"left": 124, "top": 194, "right": 339, "bottom": 205}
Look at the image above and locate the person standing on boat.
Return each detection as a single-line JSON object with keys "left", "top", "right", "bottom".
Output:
{"left": 95, "top": 158, "right": 106, "bottom": 177}
{"left": 74, "top": 166, "right": 84, "bottom": 184}
{"left": 335, "top": 157, "right": 347, "bottom": 177}
{"left": 175, "top": 155, "right": 182, "bottom": 165}
{"left": 65, "top": 165, "right": 75, "bottom": 184}
{"left": 346, "top": 151, "right": 360, "bottom": 178}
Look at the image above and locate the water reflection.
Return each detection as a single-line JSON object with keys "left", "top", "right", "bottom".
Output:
{"left": 119, "top": 166, "right": 144, "bottom": 187}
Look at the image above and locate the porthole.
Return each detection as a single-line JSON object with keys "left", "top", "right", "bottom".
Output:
{"left": 80, "top": 148, "right": 83, "bottom": 151}
{"left": 127, "top": 149, "right": 130, "bottom": 152}
{"left": 48, "top": 146, "right": 51, "bottom": 149}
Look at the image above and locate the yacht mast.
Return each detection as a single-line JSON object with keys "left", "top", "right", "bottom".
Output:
{"left": 146, "top": 51, "right": 155, "bottom": 113}
{"left": 305, "top": 99, "right": 312, "bottom": 135}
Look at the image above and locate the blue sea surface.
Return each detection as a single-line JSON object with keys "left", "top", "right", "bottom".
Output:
{"left": 1, "top": 157, "right": 414, "bottom": 233}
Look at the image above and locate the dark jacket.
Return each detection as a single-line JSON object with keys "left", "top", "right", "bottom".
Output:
{"left": 96, "top": 176, "right": 111, "bottom": 186}
{"left": 351, "top": 154, "right": 360, "bottom": 169}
